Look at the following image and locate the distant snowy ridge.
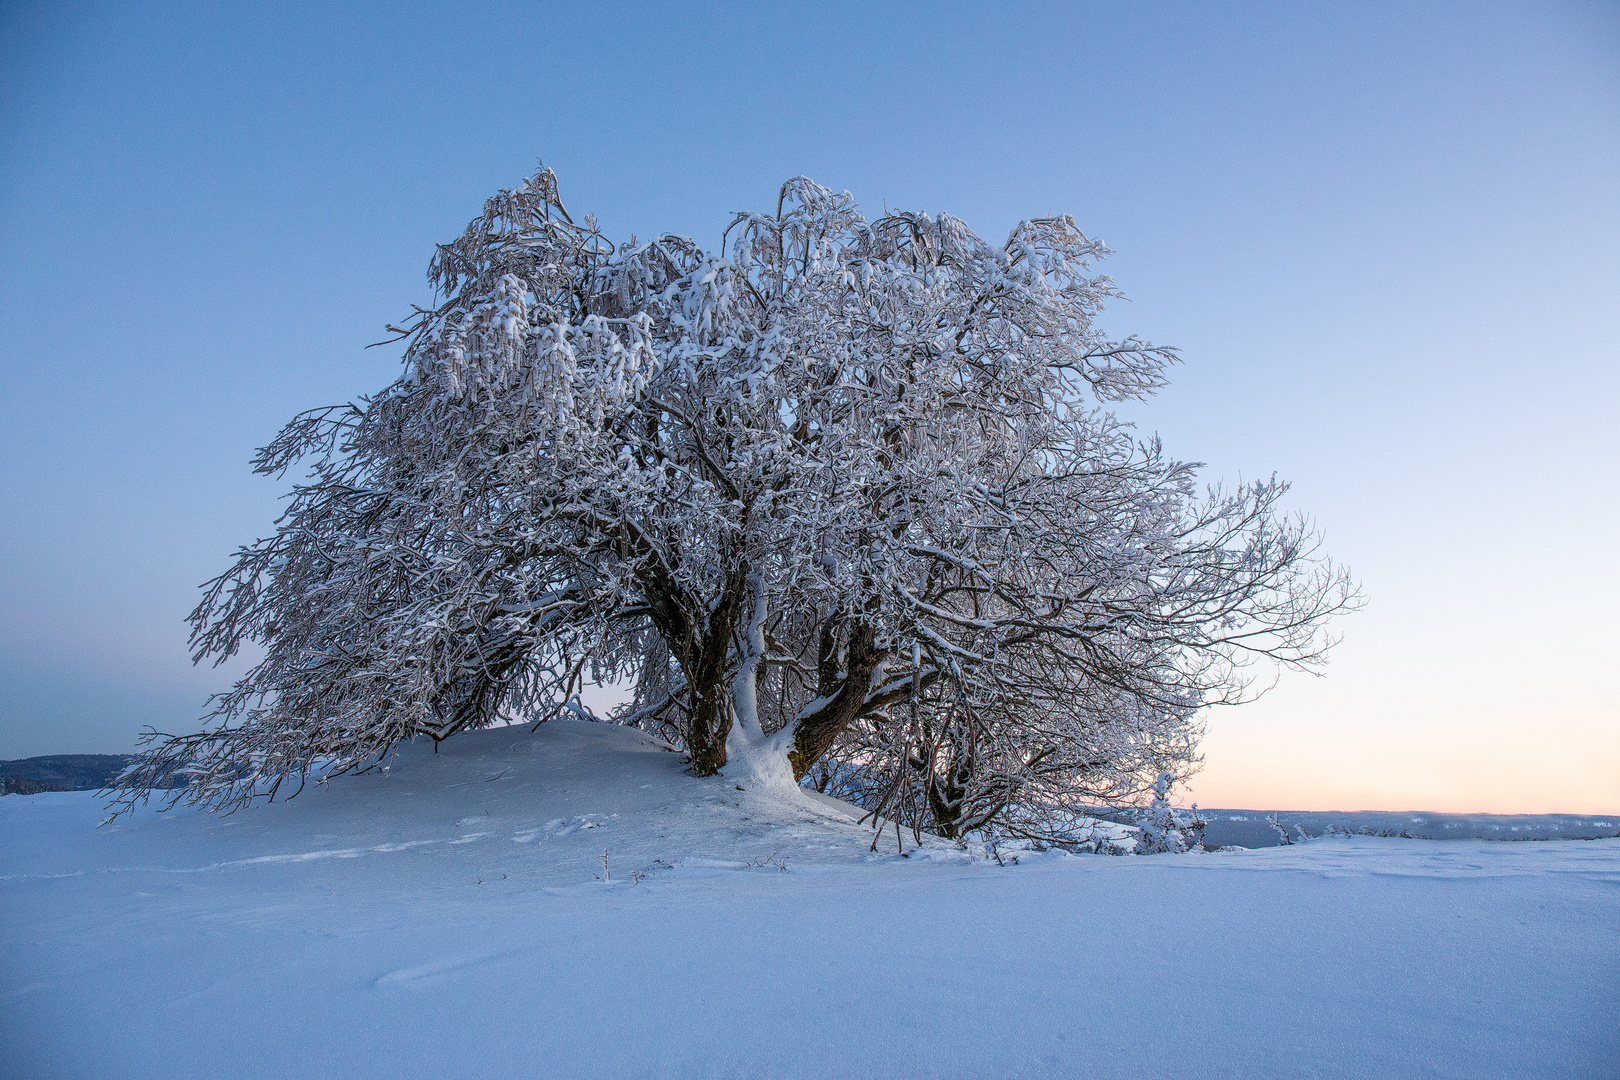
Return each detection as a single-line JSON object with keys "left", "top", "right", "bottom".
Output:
{"left": 1, "top": 754, "right": 132, "bottom": 794}
{"left": 1191, "top": 808, "right": 1620, "bottom": 848}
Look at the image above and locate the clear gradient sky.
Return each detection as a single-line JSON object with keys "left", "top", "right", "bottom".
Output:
{"left": 2, "top": 1, "right": 1616, "bottom": 812}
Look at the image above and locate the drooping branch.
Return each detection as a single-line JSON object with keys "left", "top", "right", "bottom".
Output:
{"left": 112, "top": 165, "right": 1357, "bottom": 834}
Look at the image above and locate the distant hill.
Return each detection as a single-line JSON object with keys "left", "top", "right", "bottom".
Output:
{"left": 1194, "top": 808, "right": 1620, "bottom": 847}
{"left": 1, "top": 754, "right": 134, "bottom": 795}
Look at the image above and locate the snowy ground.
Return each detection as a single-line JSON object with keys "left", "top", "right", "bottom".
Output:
{"left": 4, "top": 721, "right": 1617, "bottom": 1079}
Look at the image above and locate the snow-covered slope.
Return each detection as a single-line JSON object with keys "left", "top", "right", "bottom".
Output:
{"left": 4, "top": 720, "right": 1617, "bottom": 1079}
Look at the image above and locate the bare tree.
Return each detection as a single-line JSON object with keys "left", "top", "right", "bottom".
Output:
{"left": 114, "top": 166, "right": 1357, "bottom": 835}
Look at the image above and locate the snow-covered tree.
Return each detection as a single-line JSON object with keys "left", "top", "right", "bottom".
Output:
{"left": 114, "top": 166, "right": 1357, "bottom": 830}
{"left": 1131, "top": 772, "right": 1205, "bottom": 854}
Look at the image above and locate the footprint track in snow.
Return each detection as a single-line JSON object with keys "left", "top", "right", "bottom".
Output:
{"left": 512, "top": 815, "right": 613, "bottom": 842}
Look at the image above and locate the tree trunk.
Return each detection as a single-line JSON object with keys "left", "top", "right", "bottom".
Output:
{"left": 924, "top": 753, "right": 972, "bottom": 839}
{"left": 787, "top": 620, "right": 882, "bottom": 781}
{"left": 685, "top": 679, "right": 730, "bottom": 776}
{"left": 683, "top": 565, "right": 749, "bottom": 777}
{"left": 720, "top": 575, "right": 803, "bottom": 793}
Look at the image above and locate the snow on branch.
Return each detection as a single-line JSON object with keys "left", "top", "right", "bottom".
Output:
{"left": 111, "top": 165, "right": 1359, "bottom": 832}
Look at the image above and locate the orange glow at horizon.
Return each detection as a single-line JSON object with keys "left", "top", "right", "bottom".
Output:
{"left": 1185, "top": 680, "right": 1619, "bottom": 816}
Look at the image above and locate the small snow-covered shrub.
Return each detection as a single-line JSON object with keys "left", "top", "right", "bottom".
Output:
{"left": 1133, "top": 772, "right": 1205, "bottom": 854}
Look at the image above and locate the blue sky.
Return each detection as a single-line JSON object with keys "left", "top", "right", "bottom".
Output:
{"left": 3, "top": 1, "right": 1616, "bottom": 811}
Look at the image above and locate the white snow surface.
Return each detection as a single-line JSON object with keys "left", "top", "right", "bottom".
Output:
{"left": 4, "top": 720, "right": 1617, "bottom": 1079}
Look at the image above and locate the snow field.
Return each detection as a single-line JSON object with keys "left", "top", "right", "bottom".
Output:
{"left": 4, "top": 721, "right": 1616, "bottom": 1079}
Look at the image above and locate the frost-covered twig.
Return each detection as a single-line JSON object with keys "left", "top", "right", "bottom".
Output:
{"left": 110, "top": 165, "right": 1358, "bottom": 831}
